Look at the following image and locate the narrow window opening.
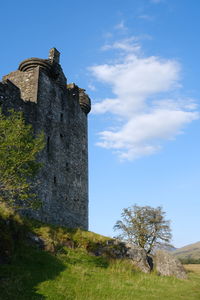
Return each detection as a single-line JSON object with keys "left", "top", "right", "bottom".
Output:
{"left": 60, "top": 113, "right": 63, "bottom": 122}
{"left": 54, "top": 176, "right": 57, "bottom": 184}
{"left": 66, "top": 162, "right": 69, "bottom": 172}
{"left": 60, "top": 133, "right": 63, "bottom": 138}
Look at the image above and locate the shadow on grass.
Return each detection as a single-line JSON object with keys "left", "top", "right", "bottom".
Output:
{"left": 0, "top": 244, "right": 66, "bottom": 300}
{"left": 0, "top": 213, "right": 110, "bottom": 299}
{"left": 0, "top": 208, "right": 66, "bottom": 299}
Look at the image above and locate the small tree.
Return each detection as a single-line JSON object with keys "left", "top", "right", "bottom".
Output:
{"left": 0, "top": 109, "right": 44, "bottom": 209}
{"left": 114, "top": 205, "right": 172, "bottom": 254}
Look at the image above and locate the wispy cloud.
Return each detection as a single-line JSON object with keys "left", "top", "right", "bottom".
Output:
{"left": 101, "top": 37, "right": 140, "bottom": 53}
{"left": 89, "top": 38, "right": 199, "bottom": 161}
{"left": 114, "top": 20, "right": 128, "bottom": 32}
{"left": 88, "top": 83, "right": 96, "bottom": 91}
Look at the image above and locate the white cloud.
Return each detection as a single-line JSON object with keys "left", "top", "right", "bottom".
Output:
{"left": 97, "top": 109, "right": 199, "bottom": 160}
{"left": 101, "top": 38, "right": 140, "bottom": 53}
{"left": 89, "top": 38, "right": 199, "bottom": 161}
{"left": 91, "top": 54, "right": 181, "bottom": 117}
{"left": 101, "top": 36, "right": 152, "bottom": 54}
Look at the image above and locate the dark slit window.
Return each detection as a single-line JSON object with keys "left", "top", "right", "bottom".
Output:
{"left": 54, "top": 176, "right": 57, "bottom": 184}
{"left": 60, "top": 113, "right": 63, "bottom": 122}
{"left": 66, "top": 162, "right": 70, "bottom": 172}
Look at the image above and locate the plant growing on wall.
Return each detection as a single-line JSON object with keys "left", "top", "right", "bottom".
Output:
{"left": 0, "top": 109, "right": 44, "bottom": 209}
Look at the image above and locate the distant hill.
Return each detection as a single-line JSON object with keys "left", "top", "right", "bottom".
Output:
{"left": 157, "top": 244, "right": 177, "bottom": 252}
{"left": 173, "top": 241, "right": 200, "bottom": 260}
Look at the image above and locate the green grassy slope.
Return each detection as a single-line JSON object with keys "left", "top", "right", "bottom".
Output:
{"left": 0, "top": 205, "right": 200, "bottom": 300}
{"left": 174, "top": 242, "right": 200, "bottom": 260}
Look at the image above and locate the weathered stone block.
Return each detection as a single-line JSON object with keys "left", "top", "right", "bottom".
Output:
{"left": 154, "top": 250, "right": 187, "bottom": 279}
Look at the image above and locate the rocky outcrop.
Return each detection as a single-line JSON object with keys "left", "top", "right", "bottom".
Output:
{"left": 154, "top": 250, "right": 187, "bottom": 279}
{"left": 89, "top": 239, "right": 151, "bottom": 273}
{"left": 125, "top": 243, "right": 151, "bottom": 273}
{"left": 88, "top": 240, "right": 186, "bottom": 278}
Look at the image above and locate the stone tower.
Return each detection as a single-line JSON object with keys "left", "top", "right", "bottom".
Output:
{"left": 0, "top": 48, "right": 91, "bottom": 229}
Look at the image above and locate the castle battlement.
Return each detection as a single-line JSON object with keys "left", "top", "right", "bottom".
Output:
{"left": 0, "top": 48, "right": 91, "bottom": 229}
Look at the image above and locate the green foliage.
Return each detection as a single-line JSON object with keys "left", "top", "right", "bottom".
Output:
{"left": 0, "top": 109, "right": 44, "bottom": 209}
{"left": 28, "top": 222, "right": 110, "bottom": 255}
{"left": 114, "top": 205, "right": 172, "bottom": 254}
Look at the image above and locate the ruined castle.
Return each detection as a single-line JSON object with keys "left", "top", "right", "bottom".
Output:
{"left": 0, "top": 48, "right": 91, "bottom": 230}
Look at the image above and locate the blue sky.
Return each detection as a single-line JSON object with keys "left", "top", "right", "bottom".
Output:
{"left": 0, "top": 0, "right": 199, "bottom": 248}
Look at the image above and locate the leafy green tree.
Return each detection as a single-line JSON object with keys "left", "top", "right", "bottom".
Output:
{"left": 114, "top": 205, "right": 172, "bottom": 254}
{"left": 0, "top": 109, "right": 44, "bottom": 209}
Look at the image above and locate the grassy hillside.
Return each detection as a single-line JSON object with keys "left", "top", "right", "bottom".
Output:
{"left": 0, "top": 205, "right": 200, "bottom": 300}
{"left": 174, "top": 242, "right": 200, "bottom": 262}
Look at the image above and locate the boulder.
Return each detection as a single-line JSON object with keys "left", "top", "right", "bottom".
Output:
{"left": 154, "top": 250, "right": 187, "bottom": 279}
{"left": 125, "top": 243, "right": 151, "bottom": 273}
{"left": 90, "top": 239, "right": 151, "bottom": 273}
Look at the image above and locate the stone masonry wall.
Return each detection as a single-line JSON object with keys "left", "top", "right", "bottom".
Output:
{"left": 0, "top": 49, "right": 91, "bottom": 230}
{"left": 3, "top": 68, "right": 38, "bottom": 103}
